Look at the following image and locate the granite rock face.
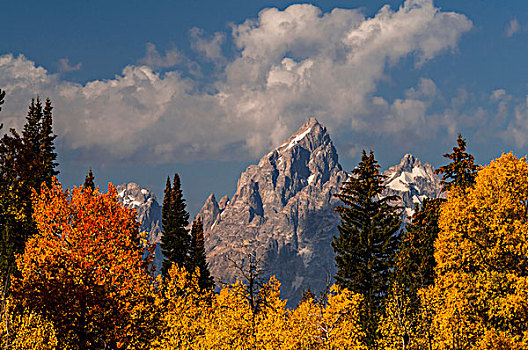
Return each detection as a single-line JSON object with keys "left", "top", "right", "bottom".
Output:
{"left": 197, "top": 118, "right": 347, "bottom": 305}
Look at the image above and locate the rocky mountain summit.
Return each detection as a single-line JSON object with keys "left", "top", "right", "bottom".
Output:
{"left": 115, "top": 119, "right": 443, "bottom": 305}
{"left": 116, "top": 183, "right": 163, "bottom": 243}
{"left": 197, "top": 119, "right": 443, "bottom": 305}
{"left": 383, "top": 154, "right": 444, "bottom": 220}
{"left": 197, "top": 118, "right": 346, "bottom": 305}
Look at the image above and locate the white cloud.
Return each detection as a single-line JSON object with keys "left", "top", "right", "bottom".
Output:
{"left": 58, "top": 58, "right": 82, "bottom": 73}
{"left": 0, "top": 0, "right": 473, "bottom": 163}
{"left": 506, "top": 18, "right": 520, "bottom": 38}
{"left": 190, "top": 28, "right": 226, "bottom": 62}
{"left": 138, "top": 43, "right": 199, "bottom": 72}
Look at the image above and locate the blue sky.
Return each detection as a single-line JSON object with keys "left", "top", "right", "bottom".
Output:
{"left": 1, "top": 0, "right": 528, "bottom": 214}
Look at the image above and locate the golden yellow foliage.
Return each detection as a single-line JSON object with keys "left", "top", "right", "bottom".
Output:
{"left": 428, "top": 153, "right": 528, "bottom": 349}
{"left": 154, "top": 264, "right": 366, "bottom": 349}
{"left": 0, "top": 299, "right": 58, "bottom": 350}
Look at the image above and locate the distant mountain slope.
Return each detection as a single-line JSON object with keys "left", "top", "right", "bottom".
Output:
{"left": 116, "top": 183, "right": 163, "bottom": 270}
{"left": 383, "top": 154, "right": 444, "bottom": 220}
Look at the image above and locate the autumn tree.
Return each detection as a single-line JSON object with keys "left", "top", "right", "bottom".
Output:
{"left": 427, "top": 153, "right": 528, "bottom": 349}
{"left": 187, "top": 217, "right": 214, "bottom": 290}
{"left": 10, "top": 179, "right": 157, "bottom": 349}
{"left": 0, "top": 299, "right": 58, "bottom": 350}
{"left": 160, "top": 173, "right": 191, "bottom": 277}
{"left": 152, "top": 265, "right": 210, "bottom": 349}
{"left": 332, "top": 150, "right": 401, "bottom": 346}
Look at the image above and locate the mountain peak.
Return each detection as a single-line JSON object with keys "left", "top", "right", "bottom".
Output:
{"left": 398, "top": 153, "right": 423, "bottom": 171}
{"left": 275, "top": 118, "right": 328, "bottom": 154}
{"left": 383, "top": 154, "right": 443, "bottom": 219}
{"left": 303, "top": 117, "right": 320, "bottom": 129}
{"left": 199, "top": 117, "right": 346, "bottom": 306}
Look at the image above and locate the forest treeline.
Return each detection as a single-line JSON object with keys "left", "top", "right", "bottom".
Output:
{"left": 1, "top": 90, "right": 528, "bottom": 349}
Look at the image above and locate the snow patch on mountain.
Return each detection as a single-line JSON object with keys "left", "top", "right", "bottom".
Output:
{"left": 383, "top": 153, "right": 443, "bottom": 220}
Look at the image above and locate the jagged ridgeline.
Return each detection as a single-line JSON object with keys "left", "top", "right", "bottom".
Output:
{"left": 118, "top": 119, "right": 443, "bottom": 306}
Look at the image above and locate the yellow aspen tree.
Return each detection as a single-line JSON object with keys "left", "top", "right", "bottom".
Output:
{"left": 286, "top": 301, "right": 316, "bottom": 349}
{"left": 254, "top": 276, "right": 288, "bottom": 350}
{"left": 204, "top": 281, "right": 255, "bottom": 349}
{"left": 0, "top": 300, "right": 57, "bottom": 350}
{"left": 429, "top": 153, "right": 528, "bottom": 349}
{"left": 152, "top": 265, "right": 210, "bottom": 350}
{"left": 321, "top": 285, "right": 366, "bottom": 350}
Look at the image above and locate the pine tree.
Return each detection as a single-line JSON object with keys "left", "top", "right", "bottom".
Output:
{"left": 83, "top": 168, "right": 95, "bottom": 191}
{"left": 0, "top": 95, "right": 59, "bottom": 283}
{"left": 435, "top": 133, "right": 478, "bottom": 192}
{"left": 39, "top": 98, "right": 58, "bottom": 188}
{"left": 332, "top": 150, "right": 401, "bottom": 346}
{"left": 187, "top": 217, "right": 214, "bottom": 290}
{"left": 160, "top": 173, "right": 191, "bottom": 277}
{"left": 396, "top": 198, "right": 443, "bottom": 294}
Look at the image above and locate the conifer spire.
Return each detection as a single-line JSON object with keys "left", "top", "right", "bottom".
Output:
{"left": 40, "top": 98, "right": 58, "bottom": 187}
{"left": 435, "top": 133, "right": 478, "bottom": 192}
{"left": 188, "top": 217, "right": 214, "bottom": 290}
{"left": 160, "top": 173, "right": 191, "bottom": 277}
{"left": 83, "top": 168, "right": 95, "bottom": 191}
{"left": 332, "top": 150, "right": 401, "bottom": 346}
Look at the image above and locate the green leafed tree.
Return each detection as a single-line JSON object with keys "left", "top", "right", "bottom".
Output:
{"left": 160, "top": 173, "right": 191, "bottom": 277}
{"left": 332, "top": 150, "right": 401, "bottom": 346}
{"left": 187, "top": 217, "right": 214, "bottom": 290}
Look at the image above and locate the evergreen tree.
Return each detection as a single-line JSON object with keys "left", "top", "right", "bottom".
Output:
{"left": 39, "top": 98, "right": 58, "bottom": 187}
{"left": 435, "top": 133, "right": 478, "bottom": 192}
{"left": 187, "top": 217, "right": 214, "bottom": 290}
{"left": 0, "top": 95, "right": 59, "bottom": 283}
{"left": 396, "top": 198, "right": 443, "bottom": 294}
{"left": 83, "top": 168, "right": 95, "bottom": 191}
{"left": 0, "top": 89, "right": 5, "bottom": 128}
{"left": 332, "top": 150, "right": 401, "bottom": 346}
{"left": 160, "top": 173, "right": 190, "bottom": 277}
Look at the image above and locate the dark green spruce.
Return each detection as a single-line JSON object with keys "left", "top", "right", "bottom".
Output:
{"left": 332, "top": 150, "right": 401, "bottom": 347}
{"left": 187, "top": 217, "right": 214, "bottom": 290}
{"left": 160, "top": 173, "right": 191, "bottom": 277}
{"left": 396, "top": 198, "right": 443, "bottom": 292}
{"left": 435, "top": 133, "right": 478, "bottom": 192}
{"left": 0, "top": 94, "right": 59, "bottom": 283}
{"left": 83, "top": 168, "right": 96, "bottom": 191}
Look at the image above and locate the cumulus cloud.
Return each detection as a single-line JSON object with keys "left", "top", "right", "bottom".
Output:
{"left": 506, "top": 18, "right": 520, "bottom": 38}
{"left": 0, "top": 0, "right": 473, "bottom": 164}
{"left": 138, "top": 43, "right": 199, "bottom": 73}
{"left": 58, "top": 58, "right": 82, "bottom": 73}
{"left": 190, "top": 28, "right": 226, "bottom": 62}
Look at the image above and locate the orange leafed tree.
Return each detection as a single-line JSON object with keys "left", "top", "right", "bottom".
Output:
{"left": 11, "top": 179, "right": 157, "bottom": 349}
